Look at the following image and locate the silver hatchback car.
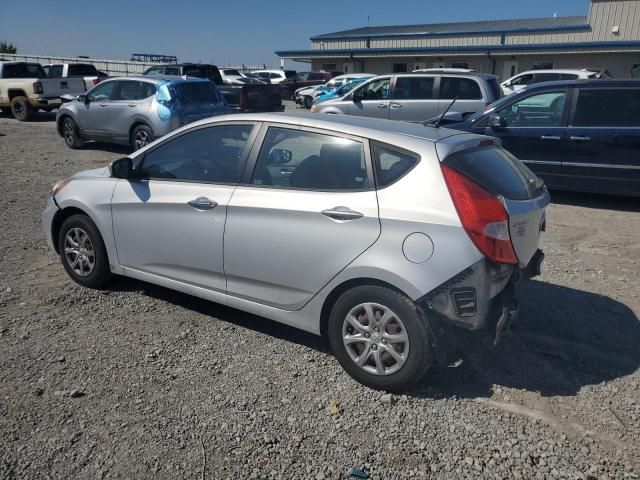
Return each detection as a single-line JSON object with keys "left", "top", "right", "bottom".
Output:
{"left": 56, "top": 76, "right": 228, "bottom": 151}
{"left": 43, "top": 113, "right": 548, "bottom": 391}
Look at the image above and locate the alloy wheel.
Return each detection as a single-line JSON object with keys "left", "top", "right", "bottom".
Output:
{"left": 64, "top": 120, "right": 75, "bottom": 146}
{"left": 134, "top": 130, "right": 150, "bottom": 150}
{"left": 63, "top": 227, "right": 95, "bottom": 277}
{"left": 342, "top": 302, "right": 410, "bottom": 376}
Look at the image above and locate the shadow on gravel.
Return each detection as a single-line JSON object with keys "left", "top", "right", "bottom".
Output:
{"left": 550, "top": 190, "right": 640, "bottom": 213}
{"left": 107, "top": 277, "right": 326, "bottom": 352}
{"left": 415, "top": 280, "right": 640, "bottom": 398}
{"left": 0, "top": 111, "right": 56, "bottom": 122}
{"left": 78, "top": 142, "right": 132, "bottom": 154}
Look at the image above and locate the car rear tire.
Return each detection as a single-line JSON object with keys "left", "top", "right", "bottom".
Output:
{"left": 328, "top": 285, "right": 433, "bottom": 392}
{"left": 303, "top": 96, "right": 313, "bottom": 109}
{"left": 131, "top": 124, "right": 153, "bottom": 151}
{"left": 10, "top": 96, "right": 33, "bottom": 122}
{"left": 62, "top": 117, "right": 85, "bottom": 149}
{"left": 57, "top": 214, "right": 112, "bottom": 289}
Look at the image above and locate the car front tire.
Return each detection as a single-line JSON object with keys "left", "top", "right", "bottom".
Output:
{"left": 328, "top": 285, "right": 434, "bottom": 392}
{"left": 62, "top": 117, "right": 85, "bottom": 149}
{"left": 57, "top": 214, "right": 112, "bottom": 289}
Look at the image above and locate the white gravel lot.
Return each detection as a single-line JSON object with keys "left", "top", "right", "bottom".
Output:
{"left": 0, "top": 104, "right": 639, "bottom": 479}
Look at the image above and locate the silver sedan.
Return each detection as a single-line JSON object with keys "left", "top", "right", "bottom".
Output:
{"left": 43, "top": 113, "right": 548, "bottom": 391}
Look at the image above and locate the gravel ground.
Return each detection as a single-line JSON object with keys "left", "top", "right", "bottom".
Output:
{"left": 1, "top": 105, "right": 639, "bottom": 479}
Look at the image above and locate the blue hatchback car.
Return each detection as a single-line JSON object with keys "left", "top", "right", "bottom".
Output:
{"left": 312, "top": 78, "right": 372, "bottom": 106}
{"left": 438, "top": 79, "right": 640, "bottom": 196}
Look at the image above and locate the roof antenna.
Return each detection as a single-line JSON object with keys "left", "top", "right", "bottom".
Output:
{"left": 432, "top": 97, "right": 458, "bottom": 128}
{"left": 367, "top": 15, "right": 371, "bottom": 27}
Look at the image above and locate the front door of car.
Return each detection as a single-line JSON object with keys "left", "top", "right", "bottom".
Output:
{"left": 348, "top": 77, "right": 392, "bottom": 119}
{"left": 224, "top": 125, "right": 381, "bottom": 310}
{"left": 563, "top": 87, "right": 640, "bottom": 195}
{"left": 76, "top": 81, "right": 118, "bottom": 137}
{"left": 481, "top": 90, "right": 570, "bottom": 188}
{"left": 111, "top": 123, "right": 257, "bottom": 293}
{"left": 388, "top": 76, "right": 437, "bottom": 122}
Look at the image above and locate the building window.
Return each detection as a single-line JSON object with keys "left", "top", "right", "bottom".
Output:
{"left": 392, "top": 63, "right": 408, "bottom": 73}
{"left": 451, "top": 62, "right": 470, "bottom": 69}
{"left": 532, "top": 61, "right": 554, "bottom": 70}
{"left": 322, "top": 63, "right": 337, "bottom": 71}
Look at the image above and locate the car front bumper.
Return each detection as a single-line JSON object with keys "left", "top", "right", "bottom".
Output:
{"left": 42, "top": 196, "right": 59, "bottom": 252}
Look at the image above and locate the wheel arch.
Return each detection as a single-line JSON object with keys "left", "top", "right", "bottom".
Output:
{"left": 128, "top": 120, "right": 154, "bottom": 145}
{"left": 319, "top": 277, "right": 412, "bottom": 339}
{"left": 8, "top": 89, "right": 27, "bottom": 101}
{"left": 56, "top": 113, "right": 73, "bottom": 136}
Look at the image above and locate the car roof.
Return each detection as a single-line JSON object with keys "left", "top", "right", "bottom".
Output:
{"left": 101, "top": 75, "right": 212, "bottom": 84}
{"left": 186, "top": 112, "right": 472, "bottom": 144}
{"left": 404, "top": 71, "right": 498, "bottom": 80}
{"left": 514, "top": 69, "right": 597, "bottom": 75}
{"left": 521, "top": 78, "right": 640, "bottom": 91}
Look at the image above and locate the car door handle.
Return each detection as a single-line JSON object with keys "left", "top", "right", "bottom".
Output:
{"left": 377, "top": 104, "right": 388, "bottom": 109}
{"left": 187, "top": 197, "right": 218, "bottom": 210}
{"left": 390, "top": 103, "right": 402, "bottom": 109}
{"left": 570, "top": 136, "right": 591, "bottom": 142}
{"left": 128, "top": 104, "right": 137, "bottom": 107}
{"left": 321, "top": 207, "right": 364, "bottom": 221}
{"left": 540, "top": 135, "right": 561, "bottom": 140}
{"left": 99, "top": 104, "right": 108, "bottom": 107}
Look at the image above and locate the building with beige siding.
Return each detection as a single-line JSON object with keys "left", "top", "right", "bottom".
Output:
{"left": 276, "top": 0, "right": 640, "bottom": 80}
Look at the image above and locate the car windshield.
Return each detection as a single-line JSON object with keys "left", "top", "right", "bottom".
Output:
{"left": 2, "top": 63, "right": 47, "bottom": 79}
{"left": 466, "top": 90, "right": 525, "bottom": 122}
{"left": 294, "top": 72, "right": 310, "bottom": 81}
{"left": 68, "top": 64, "right": 98, "bottom": 77}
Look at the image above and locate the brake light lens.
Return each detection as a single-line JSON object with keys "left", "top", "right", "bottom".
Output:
{"left": 441, "top": 164, "right": 518, "bottom": 264}
{"left": 52, "top": 178, "right": 70, "bottom": 196}
{"left": 92, "top": 78, "right": 100, "bottom": 86}
{"left": 33, "top": 81, "right": 43, "bottom": 94}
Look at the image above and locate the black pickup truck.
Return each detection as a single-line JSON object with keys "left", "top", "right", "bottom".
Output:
{"left": 143, "top": 63, "right": 284, "bottom": 113}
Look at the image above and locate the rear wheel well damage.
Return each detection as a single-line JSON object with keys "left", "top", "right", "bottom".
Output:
{"left": 51, "top": 207, "right": 89, "bottom": 254}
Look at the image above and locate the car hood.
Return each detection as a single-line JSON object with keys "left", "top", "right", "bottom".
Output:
{"left": 70, "top": 166, "right": 110, "bottom": 180}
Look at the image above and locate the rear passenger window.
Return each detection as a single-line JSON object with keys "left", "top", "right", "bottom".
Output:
{"left": 393, "top": 77, "right": 435, "bottom": 100}
{"left": 440, "top": 77, "right": 482, "bottom": 100}
{"left": 251, "top": 128, "right": 368, "bottom": 191}
{"left": 573, "top": 89, "right": 640, "bottom": 127}
{"left": 112, "top": 81, "right": 146, "bottom": 101}
{"left": 373, "top": 146, "right": 418, "bottom": 188}
{"left": 139, "top": 125, "right": 254, "bottom": 183}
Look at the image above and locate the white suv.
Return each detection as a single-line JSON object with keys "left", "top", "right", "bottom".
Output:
{"left": 501, "top": 69, "right": 603, "bottom": 95}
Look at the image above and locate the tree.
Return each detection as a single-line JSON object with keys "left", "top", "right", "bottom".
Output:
{"left": 0, "top": 41, "right": 17, "bottom": 54}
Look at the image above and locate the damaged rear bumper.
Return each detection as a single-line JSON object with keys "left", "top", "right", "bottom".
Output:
{"left": 417, "top": 250, "right": 544, "bottom": 365}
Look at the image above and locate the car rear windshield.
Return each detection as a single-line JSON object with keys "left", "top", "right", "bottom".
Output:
{"left": 444, "top": 145, "right": 544, "bottom": 200}
{"left": 170, "top": 82, "right": 223, "bottom": 104}
{"left": 68, "top": 64, "right": 98, "bottom": 77}
{"left": 2, "top": 63, "right": 47, "bottom": 79}
{"left": 182, "top": 66, "right": 223, "bottom": 85}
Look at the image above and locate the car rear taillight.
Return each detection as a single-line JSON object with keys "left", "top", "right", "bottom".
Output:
{"left": 93, "top": 78, "right": 100, "bottom": 86}
{"left": 33, "top": 81, "right": 43, "bottom": 94}
{"left": 441, "top": 164, "right": 518, "bottom": 264}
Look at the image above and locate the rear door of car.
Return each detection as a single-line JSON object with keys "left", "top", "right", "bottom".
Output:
{"left": 223, "top": 124, "right": 380, "bottom": 310}
{"left": 438, "top": 76, "right": 486, "bottom": 116}
{"left": 563, "top": 86, "right": 640, "bottom": 195}
{"left": 481, "top": 88, "right": 571, "bottom": 188}
{"left": 348, "top": 76, "right": 392, "bottom": 119}
{"left": 389, "top": 75, "right": 438, "bottom": 122}
{"left": 101, "top": 80, "right": 155, "bottom": 140}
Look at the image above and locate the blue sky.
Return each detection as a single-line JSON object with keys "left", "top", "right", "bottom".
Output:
{"left": 1, "top": 0, "right": 589, "bottom": 69}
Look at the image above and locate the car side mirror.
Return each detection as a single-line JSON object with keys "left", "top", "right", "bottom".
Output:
{"left": 489, "top": 113, "right": 505, "bottom": 129}
{"left": 268, "top": 148, "right": 292, "bottom": 165}
{"left": 502, "top": 81, "right": 512, "bottom": 87}
{"left": 109, "top": 157, "right": 133, "bottom": 179}
{"left": 78, "top": 94, "right": 88, "bottom": 103}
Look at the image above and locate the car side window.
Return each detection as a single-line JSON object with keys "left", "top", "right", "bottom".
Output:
{"left": 49, "top": 65, "right": 63, "bottom": 78}
{"left": 251, "top": 127, "right": 368, "bottom": 191}
{"left": 440, "top": 77, "right": 482, "bottom": 100}
{"left": 573, "top": 89, "right": 640, "bottom": 127}
{"left": 165, "top": 67, "right": 180, "bottom": 76}
{"left": 393, "top": 77, "right": 435, "bottom": 100}
{"left": 532, "top": 73, "right": 560, "bottom": 84}
{"left": 145, "top": 67, "right": 163, "bottom": 76}
{"left": 358, "top": 78, "right": 391, "bottom": 100}
{"left": 498, "top": 91, "right": 567, "bottom": 127}
{"left": 88, "top": 81, "right": 116, "bottom": 102}
{"left": 510, "top": 74, "right": 534, "bottom": 86}
{"left": 111, "top": 80, "right": 148, "bottom": 101}
{"left": 138, "top": 125, "right": 254, "bottom": 183}
{"left": 373, "top": 145, "right": 418, "bottom": 188}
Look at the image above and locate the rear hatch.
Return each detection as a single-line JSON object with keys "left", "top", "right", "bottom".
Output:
{"left": 437, "top": 135, "right": 549, "bottom": 267}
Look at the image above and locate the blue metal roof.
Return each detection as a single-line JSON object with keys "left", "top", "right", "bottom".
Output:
{"left": 311, "top": 16, "right": 589, "bottom": 40}
{"left": 276, "top": 41, "right": 640, "bottom": 58}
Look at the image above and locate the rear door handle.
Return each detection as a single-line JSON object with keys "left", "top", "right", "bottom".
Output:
{"left": 390, "top": 103, "right": 402, "bottom": 109}
{"left": 321, "top": 207, "right": 364, "bottom": 221}
{"left": 540, "top": 135, "right": 561, "bottom": 140}
{"left": 128, "top": 104, "right": 137, "bottom": 107}
{"left": 570, "top": 136, "right": 591, "bottom": 142}
{"left": 377, "top": 104, "right": 388, "bottom": 109}
{"left": 99, "top": 104, "right": 108, "bottom": 107}
{"left": 187, "top": 197, "right": 218, "bottom": 210}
